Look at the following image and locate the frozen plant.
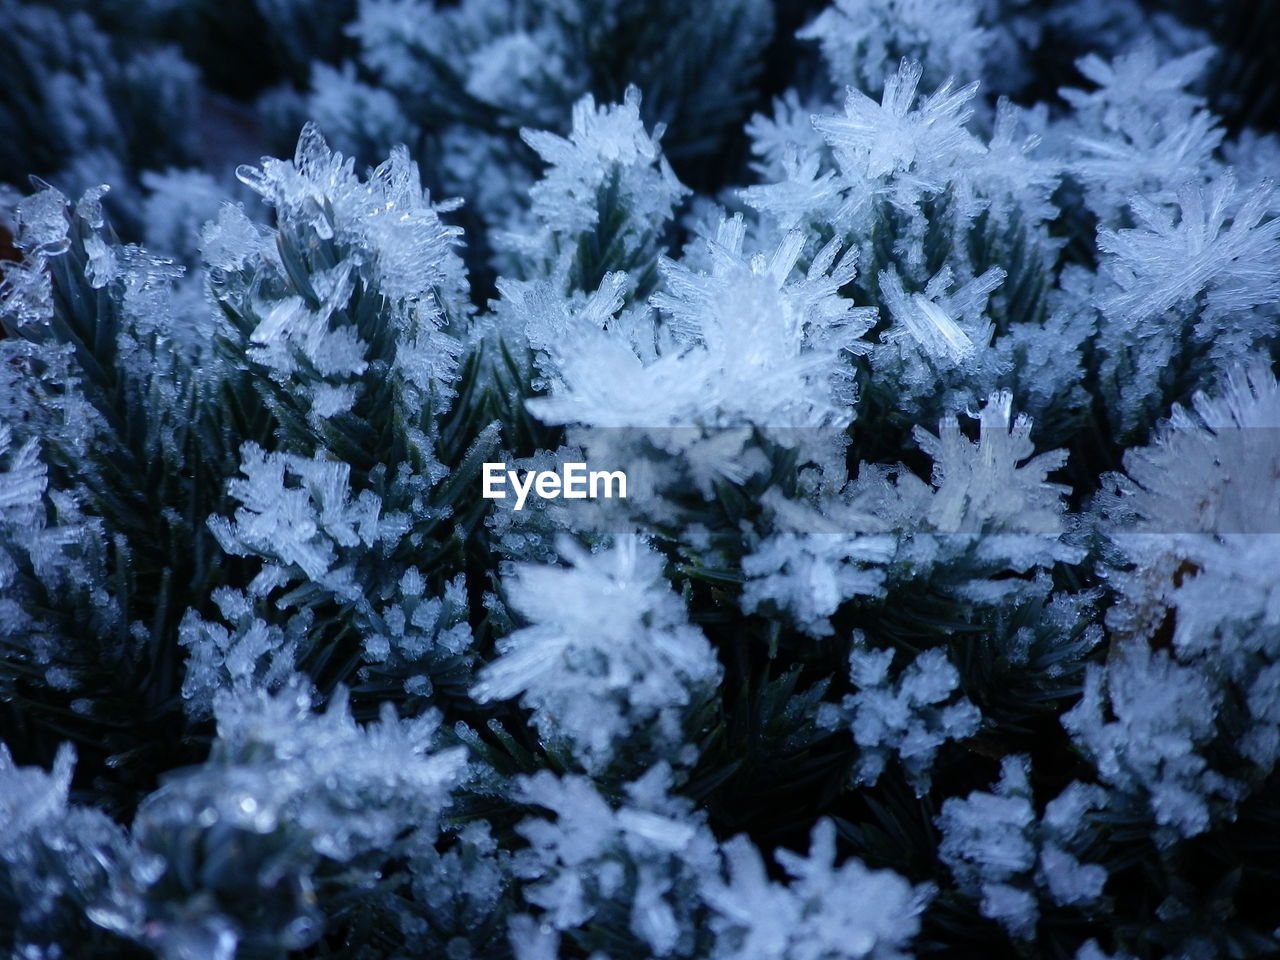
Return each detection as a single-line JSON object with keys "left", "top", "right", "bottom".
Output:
{"left": 703, "top": 819, "right": 930, "bottom": 960}
{"left": 4, "top": 1, "right": 1280, "bottom": 957}
{"left": 913, "top": 391, "right": 1069, "bottom": 537}
{"left": 473, "top": 535, "right": 720, "bottom": 773}
{"left": 209, "top": 444, "right": 391, "bottom": 603}
{"left": 0, "top": 744, "right": 138, "bottom": 956}
{"left": 849, "top": 392, "right": 1081, "bottom": 606}
{"left": 519, "top": 213, "right": 875, "bottom": 500}
{"left": 1058, "top": 45, "right": 1222, "bottom": 227}
{"left": 813, "top": 59, "right": 983, "bottom": 208}
{"left": 799, "top": 0, "right": 992, "bottom": 99}
{"left": 745, "top": 56, "right": 1077, "bottom": 442}
{"left": 197, "top": 126, "right": 493, "bottom": 719}
{"left": 324, "top": 0, "right": 772, "bottom": 277}
{"left": 822, "top": 635, "right": 981, "bottom": 792}
{"left": 1093, "top": 174, "right": 1280, "bottom": 437}
{"left": 741, "top": 491, "right": 896, "bottom": 638}
{"left": 1062, "top": 641, "right": 1240, "bottom": 839}
{"left": 938, "top": 756, "right": 1109, "bottom": 941}
{"left": 177, "top": 587, "right": 302, "bottom": 717}
{"left": 499, "top": 86, "right": 689, "bottom": 291}
{"left": 1074, "top": 358, "right": 1280, "bottom": 837}
{"left": 513, "top": 765, "right": 720, "bottom": 957}
{"left": 118, "top": 683, "right": 467, "bottom": 959}
{"left": 1102, "top": 356, "right": 1280, "bottom": 656}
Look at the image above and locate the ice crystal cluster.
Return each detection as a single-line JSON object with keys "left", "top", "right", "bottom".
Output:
{"left": 2, "top": 0, "right": 1279, "bottom": 957}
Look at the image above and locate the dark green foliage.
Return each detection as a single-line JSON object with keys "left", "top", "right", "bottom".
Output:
{"left": 0, "top": 198, "right": 258, "bottom": 814}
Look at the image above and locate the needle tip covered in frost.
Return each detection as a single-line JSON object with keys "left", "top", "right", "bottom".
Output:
{"left": 472, "top": 535, "right": 720, "bottom": 771}
{"left": 705, "top": 819, "right": 930, "bottom": 960}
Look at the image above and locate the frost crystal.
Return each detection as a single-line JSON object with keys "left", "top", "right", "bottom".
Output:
{"left": 1091, "top": 174, "right": 1280, "bottom": 434}
{"left": 704, "top": 819, "right": 929, "bottom": 960}
{"left": 1097, "top": 174, "right": 1280, "bottom": 328}
{"left": 938, "top": 757, "right": 1108, "bottom": 940}
{"left": 741, "top": 532, "right": 889, "bottom": 639}
{"left": 238, "top": 123, "right": 465, "bottom": 314}
{"left": 1083, "top": 358, "right": 1280, "bottom": 833}
{"left": 128, "top": 684, "right": 466, "bottom": 957}
{"left": 0, "top": 744, "right": 134, "bottom": 953}
{"left": 0, "top": 419, "right": 116, "bottom": 677}
{"left": 522, "top": 86, "right": 686, "bottom": 243}
{"left": 177, "top": 588, "right": 301, "bottom": 717}
{"left": 199, "top": 203, "right": 266, "bottom": 274}
{"left": 209, "top": 443, "right": 388, "bottom": 600}
{"left": 800, "top": 0, "right": 991, "bottom": 97}
{"left": 514, "top": 765, "right": 718, "bottom": 956}
{"left": 827, "top": 636, "right": 980, "bottom": 790}
{"left": 1062, "top": 643, "right": 1238, "bottom": 838}
{"left": 527, "top": 216, "right": 873, "bottom": 438}
{"left": 878, "top": 265, "right": 1002, "bottom": 366}
{"left": 472, "top": 536, "right": 720, "bottom": 771}
{"left": 1061, "top": 45, "right": 1223, "bottom": 225}
{"left": 654, "top": 219, "right": 872, "bottom": 429}
{"left": 0, "top": 424, "right": 45, "bottom": 529}
{"left": 0, "top": 185, "right": 71, "bottom": 327}
{"left": 913, "top": 391, "right": 1070, "bottom": 538}
{"left": 741, "top": 491, "right": 895, "bottom": 638}
{"left": 846, "top": 392, "right": 1081, "bottom": 610}
{"left": 814, "top": 59, "right": 983, "bottom": 193}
